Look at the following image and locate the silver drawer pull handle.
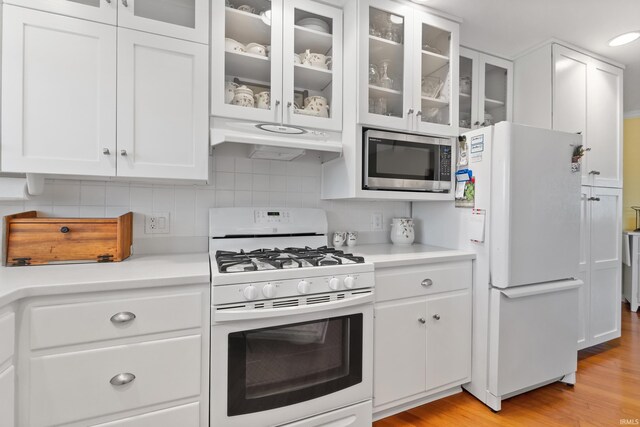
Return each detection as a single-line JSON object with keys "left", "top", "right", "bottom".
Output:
{"left": 120, "top": 149, "right": 128, "bottom": 156}
{"left": 421, "top": 279, "right": 433, "bottom": 287}
{"left": 102, "top": 148, "right": 110, "bottom": 155}
{"left": 433, "top": 314, "right": 441, "bottom": 320}
{"left": 418, "top": 317, "right": 426, "bottom": 324}
{"left": 110, "top": 373, "right": 135, "bottom": 386}
{"left": 110, "top": 311, "right": 136, "bottom": 324}
{"left": 589, "top": 170, "right": 600, "bottom": 175}
{"left": 105, "top": 0, "right": 111, "bottom": 4}
{"left": 587, "top": 197, "right": 601, "bottom": 202}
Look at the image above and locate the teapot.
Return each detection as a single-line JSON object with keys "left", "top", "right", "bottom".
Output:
{"left": 300, "top": 49, "right": 332, "bottom": 69}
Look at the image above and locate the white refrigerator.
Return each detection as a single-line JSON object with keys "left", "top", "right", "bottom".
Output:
{"left": 413, "top": 122, "right": 583, "bottom": 411}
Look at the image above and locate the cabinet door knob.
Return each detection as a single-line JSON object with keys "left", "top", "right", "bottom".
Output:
{"left": 587, "top": 197, "right": 601, "bottom": 202}
{"left": 110, "top": 311, "right": 136, "bottom": 324}
{"left": 102, "top": 148, "right": 111, "bottom": 155}
{"left": 407, "top": 108, "right": 414, "bottom": 115}
{"left": 287, "top": 102, "right": 292, "bottom": 108}
{"left": 418, "top": 317, "right": 426, "bottom": 324}
{"left": 433, "top": 314, "right": 441, "bottom": 320}
{"left": 105, "top": 0, "right": 111, "bottom": 3}
{"left": 60, "top": 226, "right": 70, "bottom": 234}
{"left": 474, "top": 121, "right": 480, "bottom": 126}
{"left": 121, "top": 0, "right": 128, "bottom": 6}
{"left": 416, "top": 110, "right": 423, "bottom": 117}
{"left": 120, "top": 149, "right": 128, "bottom": 156}
{"left": 421, "top": 278, "right": 433, "bottom": 287}
{"left": 585, "top": 147, "right": 592, "bottom": 151}
{"left": 275, "top": 100, "right": 281, "bottom": 107}
{"left": 588, "top": 170, "right": 600, "bottom": 175}
{"left": 110, "top": 373, "right": 135, "bottom": 386}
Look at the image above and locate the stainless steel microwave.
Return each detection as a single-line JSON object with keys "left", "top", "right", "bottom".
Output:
{"left": 363, "top": 129, "right": 452, "bottom": 192}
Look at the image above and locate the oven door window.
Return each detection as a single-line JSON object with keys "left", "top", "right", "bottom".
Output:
{"left": 227, "top": 314, "right": 363, "bottom": 416}
{"left": 368, "top": 137, "right": 437, "bottom": 181}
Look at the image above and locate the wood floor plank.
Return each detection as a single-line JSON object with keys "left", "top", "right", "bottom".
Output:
{"left": 374, "top": 303, "right": 640, "bottom": 426}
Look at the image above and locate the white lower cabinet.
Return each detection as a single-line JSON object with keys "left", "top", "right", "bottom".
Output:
{"left": 0, "top": 366, "right": 15, "bottom": 427}
{"left": 578, "top": 186, "right": 623, "bottom": 349}
{"left": 18, "top": 285, "right": 209, "bottom": 427}
{"left": 373, "top": 261, "right": 472, "bottom": 418}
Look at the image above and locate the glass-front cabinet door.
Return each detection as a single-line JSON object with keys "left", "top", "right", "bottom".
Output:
{"left": 4, "top": 0, "right": 117, "bottom": 24}
{"left": 282, "top": 0, "right": 342, "bottom": 131}
{"left": 117, "top": 0, "right": 209, "bottom": 43}
{"left": 413, "top": 11, "right": 458, "bottom": 135}
{"left": 458, "top": 48, "right": 475, "bottom": 131}
{"left": 358, "top": 0, "right": 413, "bottom": 130}
{"left": 212, "top": 0, "right": 283, "bottom": 123}
{"left": 480, "top": 56, "right": 512, "bottom": 127}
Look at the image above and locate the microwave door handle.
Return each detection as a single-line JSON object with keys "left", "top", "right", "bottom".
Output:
{"left": 363, "top": 133, "right": 370, "bottom": 189}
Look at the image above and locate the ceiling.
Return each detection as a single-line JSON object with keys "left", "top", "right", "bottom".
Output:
{"left": 424, "top": 0, "right": 640, "bottom": 114}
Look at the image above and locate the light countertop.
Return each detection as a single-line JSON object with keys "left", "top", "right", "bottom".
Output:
{"left": 353, "top": 243, "right": 475, "bottom": 268}
{"left": 0, "top": 253, "right": 210, "bottom": 307}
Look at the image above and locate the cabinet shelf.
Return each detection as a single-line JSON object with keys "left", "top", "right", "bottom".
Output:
{"left": 459, "top": 92, "right": 471, "bottom": 108}
{"left": 369, "top": 35, "right": 403, "bottom": 65}
{"left": 225, "top": 50, "right": 270, "bottom": 83}
{"left": 294, "top": 64, "right": 332, "bottom": 91}
{"left": 421, "top": 96, "right": 449, "bottom": 107}
{"left": 225, "top": 7, "right": 271, "bottom": 46}
{"left": 369, "top": 85, "right": 402, "bottom": 97}
{"left": 484, "top": 97, "right": 505, "bottom": 107}
{"left": 294, "top": 25, "right": 333, "bottom": 54}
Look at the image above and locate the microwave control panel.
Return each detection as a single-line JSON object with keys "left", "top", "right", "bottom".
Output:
{"left": 439, "top": 145, "right": 452, "bottom": 181}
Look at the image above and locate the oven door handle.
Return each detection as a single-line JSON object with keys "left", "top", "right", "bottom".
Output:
{"left": 212, "top": 292, "right": 374, "bottom": 322}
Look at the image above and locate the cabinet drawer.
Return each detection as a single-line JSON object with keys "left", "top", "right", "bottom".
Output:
{"left": 30, "top": 292, "right": 202, "bottom": 350}
{"left": 0, "top": 312, "right": 15, "bottom": 366}
{"left": 375, "top": 261, "right": 472, "bottom": 302}
{"left": 93, "top": 402, "right": 200, "bottom": 427}
{"left": 30, "top": 335, "right": 202, "bottom": 427}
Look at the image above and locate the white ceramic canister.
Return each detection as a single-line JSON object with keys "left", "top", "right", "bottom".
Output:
{"left": 390, "top": 217, "right": 414, "bottom": 245}
{"left": 333, "top": 231, "right": 347, "bottom": 247}
{"left": 347, "top": 231, "right": 358, "bottom": 247}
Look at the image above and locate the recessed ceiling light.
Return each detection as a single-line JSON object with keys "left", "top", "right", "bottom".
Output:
{"left": 608, "top": 31, "right": 640, "bottom": 47}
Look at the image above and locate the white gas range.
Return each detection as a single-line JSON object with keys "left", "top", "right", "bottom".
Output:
{"left": 208, "top": 207, "right": 375, "bottom": 427}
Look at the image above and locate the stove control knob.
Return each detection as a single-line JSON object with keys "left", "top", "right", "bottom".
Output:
{"left": 262, "top": 283, "right": 277, "bottom": 299}
{"left": 297, "top": 280, "right": 310, "bottom": 294}
{"left": 344, "top": 276, "right": 356, "bottom": 289}
{"left": 243, "top": 285, "right": 259, "bottom": 301}
{"left": 329, "top": 277, "right": 341, "bottom": 290}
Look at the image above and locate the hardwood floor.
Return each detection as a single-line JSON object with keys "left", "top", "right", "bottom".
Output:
{"left": 374, "top": 303, "right": 640, "bottom": 427}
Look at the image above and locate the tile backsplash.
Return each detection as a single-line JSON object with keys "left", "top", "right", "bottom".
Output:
{"left": 0, "top": 146, "right": 409, "bottom": 254}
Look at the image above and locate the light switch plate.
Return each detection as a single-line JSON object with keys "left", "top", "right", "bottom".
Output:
{"left": 145, "top": 212, "right": 170, "bottom": 234}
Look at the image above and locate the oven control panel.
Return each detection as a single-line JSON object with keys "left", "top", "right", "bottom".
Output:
{"left": 213, "top": 271, "right": 376, "bottom": 305}
{"left": 254, "top": 209, "right": 291, "bottom": 224}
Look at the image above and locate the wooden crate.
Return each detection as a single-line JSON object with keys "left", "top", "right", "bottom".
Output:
{"left": 4, "top": 211, "right": 133, "bottom": 266}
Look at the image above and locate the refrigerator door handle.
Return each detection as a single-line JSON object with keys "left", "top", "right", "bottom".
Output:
{"left": 498, "top": 279, "right": 583, "bottom": 299}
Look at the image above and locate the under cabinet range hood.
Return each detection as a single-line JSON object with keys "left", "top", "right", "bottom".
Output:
{"left": 210, "top": 117, "right": 342, "bottom": 157}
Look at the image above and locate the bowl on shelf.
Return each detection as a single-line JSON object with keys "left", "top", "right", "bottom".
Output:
{"left": 246, "top": 43, "right": 267, "bottom": 56}
{"left": 296, "top": 17, "right": 330, "bottom": 33}
{"left": 225, "top": 38, "right": 245, "bottom": 53}
{"left": 421, "top": 76, "right": 443, "bottom": 98}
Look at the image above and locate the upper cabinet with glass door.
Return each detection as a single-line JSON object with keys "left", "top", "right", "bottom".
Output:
{"left": 4, "top": 0, "right": 208, "bottom": 42}
{"left": 358, "top": 0, "right": 459, "bottom": 136}
{"left": 413, "top": 11, "right": 458, "bottom": 135}
{"left": 212, "top": 0, "right": 342, "bottom": 131}
{"left": 458, "top": 47, "right": 512, "bottom": 131}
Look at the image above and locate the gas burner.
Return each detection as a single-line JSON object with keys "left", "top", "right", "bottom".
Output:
{"left": 215, "top": 247, "right": 365, "bottom": 273}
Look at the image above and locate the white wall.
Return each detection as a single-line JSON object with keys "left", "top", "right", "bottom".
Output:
{"left": 0, "top": 147, "right": 410, "bottom": 254}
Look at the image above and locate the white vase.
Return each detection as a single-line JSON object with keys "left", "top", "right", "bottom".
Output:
{"left": 390, "top": 218, "right": 414, "bottom": 245}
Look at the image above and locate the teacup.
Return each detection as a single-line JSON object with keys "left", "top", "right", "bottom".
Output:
{"left": 246, "top": 43, "right": 267, "bottom": 57}
{"left": 225, "top": 81, "right": 238, "bottom": 104}
{"left": 225, "top": 38, "right": 245, "bottom": 53}
{"left": 232, "top": 85, "right": 254, "bottom": 108}
{"left": 333, "top": 231, "right": 347, "bottom": 247}
{"left": 254, "top": 91, "right": 270, "bottom": 109}
{"left": 304, "top": 95, "right": 328, "bottom": 109}
{"left": 237, "top": 4, "right": 255, "bottom": 13}
{"left": 301, "top": 49, "right": 332, "bottom": 69}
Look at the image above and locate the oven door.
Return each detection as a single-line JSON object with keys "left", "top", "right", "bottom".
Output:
{"left": 211, "top": 302, "right": 373, "bottom": 427}
{"left": 364, "top": 129, "right": 445, "bottom": 191}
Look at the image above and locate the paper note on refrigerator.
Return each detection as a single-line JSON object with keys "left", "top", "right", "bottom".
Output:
{"left": 469, "top": 209, "right": 486, "bottom": 243}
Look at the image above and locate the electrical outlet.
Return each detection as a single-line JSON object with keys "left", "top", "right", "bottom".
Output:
{"left": 371, "top": 212, "right": 383, "bottom": 231}
{"left": 145, "top": 212, "right": 170, "bottom": 234}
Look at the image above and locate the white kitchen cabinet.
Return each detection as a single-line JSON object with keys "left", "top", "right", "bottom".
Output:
{"left": 358, "top": 0, "right": 459, "bottom": 136}
{"left": 212, "top": 0, "right": 343, "bottom": 131}
{"left": 5, "top": 0, "right": 208, "bottom": 43}
{"left": 0, "top": 366, "right": 15, "bottom": 427}
{"left": 4, "top": 0, "right": 117, "bottom": 25}
{"left": 459, "top": 47, "right": 512, "bottom": 131}
{"left": 514, "top": 42, "right": 623, "bottom": 188}
{"left": 1, "top": 4, "right": 209, "bottom": 181}
{"left": 116, "top": 28, "right": 208, "bottom": 180}
{"left": 18, "top": 285, "right": 210, "bottom": 427}
{"left": 623, "top": 232, "right": 640, "bottom": 313}
{"left": 1, "top": 6, "right": 117, "bottom": 177}
{"left": 578, "top": 186, "right": 622, "bottom": 349}
{"left": 372, "top": 261, "right": 472, "bottom": 419}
